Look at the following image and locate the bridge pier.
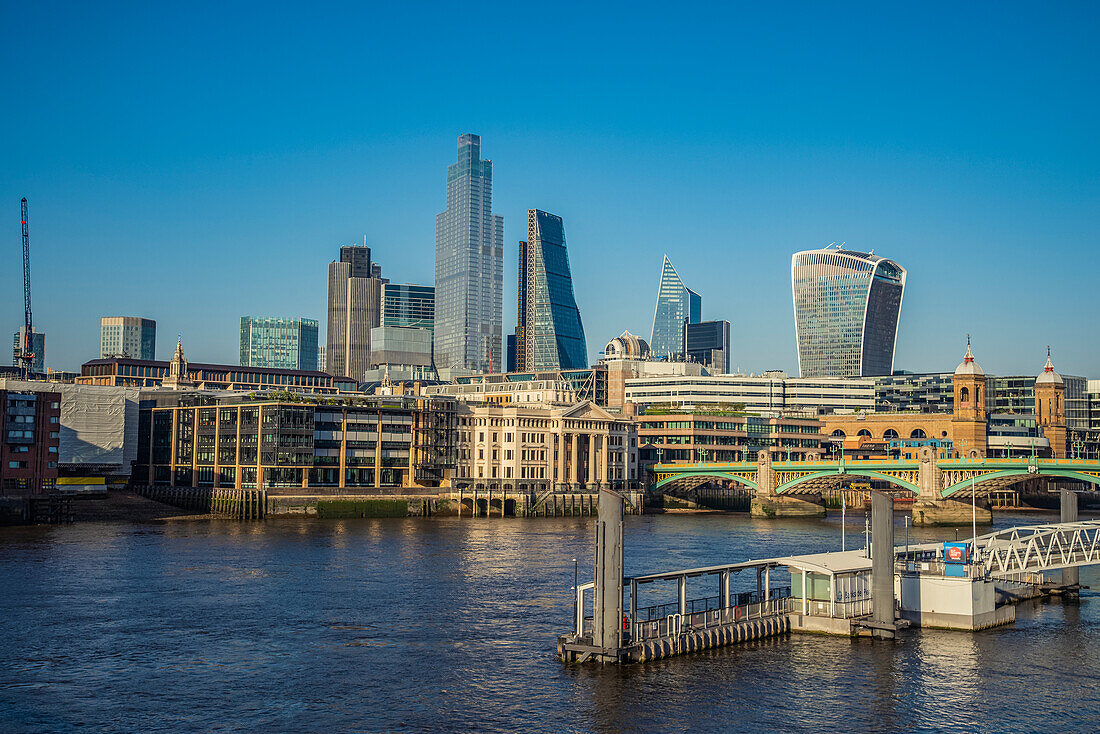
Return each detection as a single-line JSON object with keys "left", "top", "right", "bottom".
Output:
{"left": 749, "top": 451, "right": 825, "bottom": 519}
{"left": 911, "top": 498, "right": 992, "bottom": 527}
{"left": 750, "top": 493, "right": 826, "bottom": 519}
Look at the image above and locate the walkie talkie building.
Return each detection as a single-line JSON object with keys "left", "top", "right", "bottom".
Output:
{"left": 791, "top": 247, "right": 906, "bottom": 378}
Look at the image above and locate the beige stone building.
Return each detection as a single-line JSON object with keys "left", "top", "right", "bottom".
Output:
{"left": 454, "top": 401, "right": 639, "bottom": 490}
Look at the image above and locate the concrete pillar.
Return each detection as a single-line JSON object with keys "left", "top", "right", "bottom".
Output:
{"left": 593, "top": 488, "right": 624, "bottom": 658}
{"left": 871, "top": 491, "right": 895, "bottom": 638}
{"left": 1062, "top": 489, "right": 1079, "bottom": 588}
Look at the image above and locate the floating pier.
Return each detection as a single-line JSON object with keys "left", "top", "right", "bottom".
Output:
{"left": 560, "top": 489, "right": 1098, "bottom": 664}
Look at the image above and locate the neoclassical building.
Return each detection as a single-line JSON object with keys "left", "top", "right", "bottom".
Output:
{"left": 453, "top": 400, "right": 639, "bottom": 491}
{"left": 821, "top": 344, "right": 1068, "bottom": 459}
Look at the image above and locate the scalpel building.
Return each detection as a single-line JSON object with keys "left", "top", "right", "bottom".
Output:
{"left": 791, "top": 247, "right": 906, "bottom": 378}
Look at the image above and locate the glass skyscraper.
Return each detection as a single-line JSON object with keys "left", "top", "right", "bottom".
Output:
{"left": 239, "top": 317, "right": 319, "bottom": 371}
{"left": 791, "top": 246, "right": 906, "bottom": 378}
{"left": 516, "top": 209, "right": 587, "bottom": 371}
{"left": 435, "top": 134, "right": 504, "bottom": 372}
{"left": 382, "top": 284, "right": 435, "bottom": 334}
{"left": 650, "top": 255, "right": 701, "bottom": 359}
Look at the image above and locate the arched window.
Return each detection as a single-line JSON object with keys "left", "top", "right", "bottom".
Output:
{"left": 884, "top": 429, "right": 899, "bottom": 440}
{"left": 910, "top": 429, "right": 927, "bottom": 439}
{"left": 831, "top": 429, "right": 846, "bottom": 438}
{"left": 857, "top": 429, "right": 872, "bottom": 437}
{"left": 960, "top": 386, "right": 970, "bottom": 403}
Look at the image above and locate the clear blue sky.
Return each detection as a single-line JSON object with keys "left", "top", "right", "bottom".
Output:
{"left": 3, "top": 1, "right": 1098, "bottom": 377}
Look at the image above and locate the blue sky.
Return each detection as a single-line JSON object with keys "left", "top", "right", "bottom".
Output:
{"left": 2, "top": 1, "right": 1097, "bottom": 377}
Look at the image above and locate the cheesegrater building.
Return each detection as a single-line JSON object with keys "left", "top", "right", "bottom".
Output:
{"left": 791, "top": 246, "right": 906, "bottom": 378}
{"left": 515, "top": 209, "right": 588, "bottom": 371}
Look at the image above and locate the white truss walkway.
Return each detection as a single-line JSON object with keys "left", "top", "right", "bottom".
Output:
{"left": 974, "top": 520, "right": 1100, "bottom": 576}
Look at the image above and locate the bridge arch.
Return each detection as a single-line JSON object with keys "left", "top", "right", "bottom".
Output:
{"left": 653, "top": 472, "right": 760, "bottom": 493}
{"left": 941, "top": 468, "right": 1100, "bottom": 498}
{"left": 776, "top": 469, "right": 920, "bottom": 496}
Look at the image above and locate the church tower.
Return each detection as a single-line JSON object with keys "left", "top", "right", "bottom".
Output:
{"left": 162, "top": 334, "right": 196, "bottom": 389}
{"left": 951, "top": 337, "right": 987, "bottom": 457}
{"left": 1034, "top": 348, "right": 1066, "bottom": 459}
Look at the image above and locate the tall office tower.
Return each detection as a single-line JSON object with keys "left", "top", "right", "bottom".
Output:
{"left": 434, "top": 133, "right": 504, "bottom": 372}
{"left": 515, "top": 239, "right": 528, "bottom": 371}
{"left": 791, "top": 246, "right": 906, "bottom": 378}
{"left": 684, "top": 320, "right": 731, "bottom": 374}
{"left": 382, "top": 284, "right": 435, "bottom": 334}
{"left": 327, "top": 245, "right": 384, "bottom": 380}
{"left": 12, "top": 328, "right": 45, "bottom": 373}
{"left": 239, "top": 317, "right": 319, "bottom": 371}
{"left": 650, "top": 255, "right": 701, "bottom": 360}
{"left": 515, "top": 209, "right": 588, "bottom": 371}
{"left": 100, "top": 317, "right": 156, "bottom": 360}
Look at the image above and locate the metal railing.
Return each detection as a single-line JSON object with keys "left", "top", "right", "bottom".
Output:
{"left": 629, "top": 590, "right": 792, "bottom": 644}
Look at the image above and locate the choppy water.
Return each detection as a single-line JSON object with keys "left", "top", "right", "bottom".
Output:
{"left": 1, "top": 512, "right": 1097, "bottom": 732}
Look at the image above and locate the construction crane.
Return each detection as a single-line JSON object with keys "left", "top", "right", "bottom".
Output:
{"left": 16, "top": 198, "right": 35, "bottom": 377}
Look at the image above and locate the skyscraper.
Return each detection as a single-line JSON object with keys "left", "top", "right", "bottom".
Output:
{"left": 327, "top": 245, "right": 384, "bottom": 380}
{"left": 434, "top": 134, "right": 504, "bottom": 372}
{"left": 650, "top": 255, "right": 701, "bottom": 359}
{"left": 11, "top": 327, "right": 45, "bottom": 374}
{"left": 791, "top": 246, "right": 906, "bottom": 378}
{"left": 515, "top": 209, "right": 587, "bottom": 371}
{"left": 239, "top": 317, "right": 319, "bottom": 371}
{"left": 100, "top": 316, "right": 156, "bottom": 360}
{"left": 684, "top": 320, "right": 731, "bottom": 374}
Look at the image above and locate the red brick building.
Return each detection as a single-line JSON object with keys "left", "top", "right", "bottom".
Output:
{"left": 1, "top": 389, "right": 61, "bottom": 495}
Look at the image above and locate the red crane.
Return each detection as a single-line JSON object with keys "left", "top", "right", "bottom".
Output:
{"left": 16, "top": 197, "right": 35, "bottom": 377}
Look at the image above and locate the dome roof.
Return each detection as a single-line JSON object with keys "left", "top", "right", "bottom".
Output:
{"left": 954, "top": 341, "right": 983, "bottom": 376}
{"left": 604, "top": 331, "right": 651, "bottom": 361}
{"left": 1035, "top": 351, "right": 1064, "bottom": 386}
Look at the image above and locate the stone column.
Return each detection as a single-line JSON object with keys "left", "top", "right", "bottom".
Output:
{"left": 570, "top": 433, "right": 579, "bottom": 487}
{"left": 588, "top": 433, "right": 598, "bottom": 488}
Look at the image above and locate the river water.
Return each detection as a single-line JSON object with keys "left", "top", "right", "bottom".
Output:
{"left": 1, "top": 512, "right": 1097, "bottom": 732}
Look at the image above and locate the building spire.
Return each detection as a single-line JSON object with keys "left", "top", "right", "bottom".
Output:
{"left": 1044, "top": 345, "right": 1055, "bottom": 372}
{"left": 964, "top": 334, "right": 974, "bottom": 363}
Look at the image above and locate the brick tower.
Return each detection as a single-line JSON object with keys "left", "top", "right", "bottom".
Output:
{"left": 1034, "top": 348, "right": 1066, "bottom": 459}
{"left": 951, "top": 337, "right": 987, "bottom": 457}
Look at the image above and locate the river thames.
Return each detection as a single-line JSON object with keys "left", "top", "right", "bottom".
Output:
{"left": 2, "top": 512, "right": 1097, "bottom": 732}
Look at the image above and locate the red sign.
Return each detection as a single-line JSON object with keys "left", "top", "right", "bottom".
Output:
{"left": 946, "top": 546, "right": 964, "bottom": 561}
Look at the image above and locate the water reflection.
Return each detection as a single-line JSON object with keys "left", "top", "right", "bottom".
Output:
{"left": 0, "top": 513, "right": 1096, "bottom": 732}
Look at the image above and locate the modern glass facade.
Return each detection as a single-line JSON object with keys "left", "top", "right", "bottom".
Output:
{"left": 791, "top": 247, "right": 906, "bottom": 378}
{"left": 684, "top": 320, "right": 730, "bottom": 374}
{"left": 435, "top": 134, "right": 504, "bottom": 372}
{"left": 100, "top": 317, "right": 156, "bottom": 360}
{"left": 239, "top": 317, "right": 319, "bottom": 371}
{"left": 382, "top": 284, "right": 435, "bottom": 334}
{"left": 650, "top": 256, "right": 701, "bottom": 359}
{"left": 517, "top": 210, "right": 587, "bottom": 370}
